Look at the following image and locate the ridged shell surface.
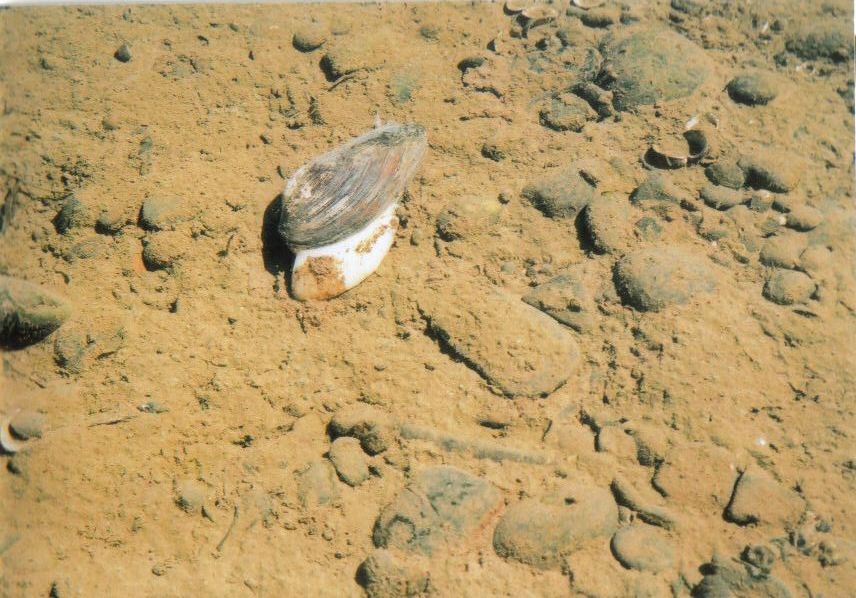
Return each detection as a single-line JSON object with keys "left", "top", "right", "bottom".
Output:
{"left": 279, "top": 123, "right": 427, "bottom": 251}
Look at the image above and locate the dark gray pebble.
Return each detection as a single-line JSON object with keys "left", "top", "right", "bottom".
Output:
{"left": 114, "top": 43, "right": 132, "bottom": 63}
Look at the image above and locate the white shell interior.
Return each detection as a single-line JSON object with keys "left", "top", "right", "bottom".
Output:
{"left": 291, "top": 203, "right": 398, "bottom": 298}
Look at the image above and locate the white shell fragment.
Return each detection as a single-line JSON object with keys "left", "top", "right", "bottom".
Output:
{"left": 0, "top": 411, "right": 26, "bottom": 454}
{"left": 278, "top": 123, "right": 427, "bottom": 301}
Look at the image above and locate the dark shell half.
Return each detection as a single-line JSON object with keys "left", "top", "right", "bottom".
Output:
{"left": 278, "top": 123, "right": 427, "bottom": 251}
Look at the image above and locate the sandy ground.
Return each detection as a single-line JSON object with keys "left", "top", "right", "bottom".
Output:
{"left": 0, "top": 1, "right": 854, "bottom": 596}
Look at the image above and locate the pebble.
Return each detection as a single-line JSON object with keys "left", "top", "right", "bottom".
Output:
{"left": 292, "top": 26, "right": 327, "bottom": 52}
{"left": 54, "top": 329, "right": 87, "bottom": 373}
{"left": 799, "top": 245, "right": 832, "bottom": 274}
{"left": 581, "top": 194, "right": 635, "bottom": 254}
{"left": 597, "top": 27, "right": 711, "bottom": 111}
{"left": 522, "top": 273, "right": 595, "bottom": 333}
{"left": 141, "top": 231, "right": 186, "bottom": 271}
{"left": 631, "top": 173, "right": 685, "bottom": 205}
{"left": 96, "top": 207, "right": 126, "bottom": 235}
{"left": 539, "top": 93, "right": 596, "bottom": 132}
{"left": 329, "top": 404, "right": 392, "bottom": 455}
{"left": 435, "top": 196, "right": 502, "bottom": 241}
{"left": 328, "top": 437, "right": 370, "bottom": 487}
{"left": 139, "top": 196, "right": 192, "bottom": 231}
{"left": 726, "top": 72, "right": 780, "bottom": 105}
{"left": 759, "top": 234, "right": 807, "bottom": 269}
{"left": 705, "top": 158, "right": 746, "bottom": 190}
{"left": 373, "top": 466, "right": 501, "bottom": 555}
{"left": 785, "top": 205, "right": 823, "bottom": 231}
{"left": 627, "top": 423, "right": 668, "bottom": 467}
{"left": 114, "top": 43, "right": 132, "bottom": 63}
{"left": 493, "top": 482, "right": 618, "bottom": 569}
{"left": 613, "top": 247, "right": 716, "bottom": 312}
{"left": 419, "top": 279, "right": 580, "bottom": 398}
{"left": 596, "top": 426, "right": 637, "bottom": 460}
{"left": 763, "top": 269, "right": 816, "bottom": 305}
{"left": 724, "top": 468, "right": 805, "bottom": 527}
{"left": 652, "top": 443, "right": 739, "bottom": 511}
{"left": 296, "top": 459, "right": 340, "bottom": 507}
{"left": 0, "top": 275, "right": 71, "bottom": 348}
{"left": 320, "top": 45, "right": 373, "bottom": 80}
{"left": 574, "top": 7, "right": 620, "bottom": 29}
{"left": 610, "top": 526, "right": 677, "bottom": 573}
{"left": 174, "top": 479, "right": 206, "bottom": 513}
{"left": 356, "top": 550, "right": 430, "bottom": 598}
{"left": 748, "top": 191, "right": 774, "bottom": 212}
{"left": 739, "top": 152, "right": 800, "bottom": 193}
{"left": 693, "top": 558, "right": 794, "bottom": 598}
{"left": 786, "top": 21, "right": 851, "bottom": 62}
{"left": 54, "top": 195, "right": 92, "bottom": 234}
{"left": 700, "top": 185, "right": 746, "bottom": 210}
{"left": 610, "top": 476, "right": 678, "bottom": 530}
{"left": 522, "top": 168, "right": 596, "bottom": 219}
{"left": 9, "top": 411, "right": 44, "bottom": 440}
{"left": 64, "top": 237, "right": 104, "bottom": 262}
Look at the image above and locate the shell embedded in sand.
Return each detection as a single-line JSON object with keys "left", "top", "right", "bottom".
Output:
{"left": 278, "top": 123, "right": 427, "bottom": 301}
{"left": 643, "top": 129, "right": 709, "bottom": 169}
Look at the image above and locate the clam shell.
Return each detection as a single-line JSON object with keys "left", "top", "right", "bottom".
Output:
{"left": 643, "top": 129, "right": 709, "bottom": 169}
{"left": 279, "top": 123, "right": 427, "bottom": 251}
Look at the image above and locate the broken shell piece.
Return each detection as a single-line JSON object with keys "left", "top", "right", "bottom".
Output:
{"left": 504, "top": 0, "right": 529, "bottom": 13}
{"left": 1, "top": 412, "right": 27, "bottom": 454}
{"left": 278, "top": 123, "right": 427, "bottom": 301}
{"left": 643, "top": 129, "right": 709, "bottom": 169}
{"left": 572, "top": 0, "right": 605, "bottom": 8}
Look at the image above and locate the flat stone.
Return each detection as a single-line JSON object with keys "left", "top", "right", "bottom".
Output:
{"left": 759, "top": 234, "right": 807, "bottom": 269}
{"left": 613, "top": 247, "right": 716, "bottom": 312}
{"left": 739, "top": 151, "right": 801, "bottom": 193}
{"left": 596, "top": 27, "right": 711, "bottom": 111}
{"left": 581, "top": 194, "right": 635, "bottom": 254}
{"left": 328, "top": 436, "right": 370, "bottom": 487}
{"left": 139, "top": 196, "right": 192, "bottom": 231}
{"left": 292, "top": 26, "right": 327, "bottom": 52}
{"left": 522, "top": 274, "right": 595, "bottom": 333}
{"left": 786, "top": 21, "right": 851, "bottom": 62}
{"left": 785, "top": 205, "right": 823, "bottom": 231}
{"left": 700, "top": 185, "right": 746, "bottom": 210}
{"left": 694, "top": 559, "right": 794, "bottom": 598}
{"left": 373, "top": 466, "right": 501, "bottom": 555}
{"left": 725, "top": 468, "right": 805, "bottom": 527}
{"left": 54, "top": 195, "right": 92, "bottom": 234}
{"left": 726, "top": 71, "right": 780, "bottom": 105}
{"left": 610, "top": 526, "right": 677, "bottom": 573}
{"left": 435, "top": 196, "right": 502, "bottom": 241}
{"left": 297, "top": 459, "right": 340, "bottom": 507}
{"left": 705, "top": 158, "right": 746, "bottom": 190}
{"left": 493, "top": 482, "right": 618, "bottom": 569}
{"left": 652, "top": 443, "right": 739, "bottom": 511}
{"left": 763, "top": 269, "right": 816, "bottom": 305}
{"left": 329, "top": 404, "right": 392, "bottom": 455}
{"left": 631, "top": 173, "right": 685, "bottom": 205}
{"left": 0, "top": 276, "right": 71, "bottom": 348}
{"left": 420, "top": 280, "right": 581, "bottom": 398}
{"left": 141, "top": 231, "right": 186, "bottom": 271}
{"left": 596, "top": 426, "right": 637, "bottom": 460}
{"left": 610, "top": 476, "right": 679, "bottom": 530}
{"left": 539, "top": 93, "right": 596, "bottom": 132}
{"left": 9, "top": 411, "right": 45, "bottom": 440}
{"left": 522, "top": 168, "right": 597, "bottom": 219}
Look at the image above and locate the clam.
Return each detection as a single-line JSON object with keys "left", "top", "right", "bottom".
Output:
{"left": 0, "top": 410, "right": 27, "bottom": 454}
{"left": 643, "top": 128, "right": 709, "bottom": 169}
{"left": 278, "top": 123, "right": 427, "bottom": 301}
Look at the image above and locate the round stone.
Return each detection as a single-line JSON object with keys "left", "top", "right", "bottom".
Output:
{"left": 785, "top": 205, "right": 823, "bottom": 231}
{"left": 613, "top": 247, "right": 716, "bottom": 312}
{"left": 763, "top": 270, "right": 816, "bottom": 305}
{"left": 611, "top": 525, "right": 677, "bottom": 573}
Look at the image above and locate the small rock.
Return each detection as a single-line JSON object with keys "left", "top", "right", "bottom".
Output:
{"left": 631, "top": 173, "right": 685, "bottom": 205}
{"left": 480, "top": 141, "right": 505, "bottom": 162}
{"left": 652, "top": 443, "right": 739, "bottom": 511}
{"left": 175, "top": 479, "right": 206, "bottom": 513}
{"left": 613, "top": 247, "right": 716, "bottom": 312}
{"left": 141, "top": 231, "right": 186, "bottom": 271}
{"left": 493, "top": 482, "right": 618, "bottom": 569}
{"left": 575, "top": 7, "right": 620, "bottom": 29}
{"left": 725, "top": 468, "right": 805, "bottom": 527}
{"left": 539, "top": 93, "right": 596, "bottom": 132}
{"left": 54, "top": 195, "right": 91, "bottom": 234}
{"left": 700, "top": 185, "right": 746, "bottom": 210}
{"left": 581, "top": 194, "right": 635, "bottom": 254}
{"left": 114, "top": 43, "right": 132, "bottom": 63}
{"left": 522, "top": 274, "right": 595, "bottom": 333}
{"left": 328, "top": 437, "right": 370, "bottom": 487}
{"left": 610, "top": 477, "right": 679, "bottom": 530}
{"left": 297, "top": 459, "right": 340, "bottom": 507}
{"left": 739, "top": 152, "right": 801, "bottom": 193}
{"left": 610, "top": 526, "right": 677, "bottom": 573}
{"left": 373, "top": 466, "right": 501, "bottom": 555}
{"left": 693, "top": 558, "right": 794, "bottom": 598}
{"left": 9, "top": 411, "right": 44, "bottom": 440}
{"left": 54, "top": 328, "right": 87, "bottom": 373}
{"left": 726, "top": 72, "right": 780, "bottom": 105}
{"left": 522, "top": 168, "right": 596, "bottom": 219}
{"left": 785, "top": 205, "right": 823, "bottom": 231}
{"left": 435, "top": 197, "right": 502, "bottom": 241}
{"left": 320, "top": 43, "right": 377, "bottom": 80}
{"left": 420, "top": 280, "right": 581, "bottom": 398}
{"left": 329, "top": 404, "right": 392, "bottom": 455}
{"left": 356, "top": 550, "right": 430, "bottom": 598}
{"left": 759, "top": 234, "right": 807, "bottom": 269}
{"left": 596, "top": 426, "right": 637, "bottom": 460}
{"left": 748, "top": 191, "right": 774, "bottom": 212}
{"left": 705, "top": 158, "right": 746, "bottom": 190}
{"left": 786, "top": 21, "right": 851, "bottom": 62}
{"left": 139, "top": 196, "right": 191, "bottom": 231}
{"left": 64, "top": 237, "right": 104, "bottom": 262}
{"left": 0, "top": 275, "right": 71, "bottom": 348}
{"left": 763, "top": 269, "right": 816, "bottom": 305}
{"left": 96, "top": 207, "right": 126, "bottom": 235}
{"left": 292, "top": 26, "right": 327, "bottom": 52}
{"left": 799, "top": 245, "right": 832, "bottom": 274}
